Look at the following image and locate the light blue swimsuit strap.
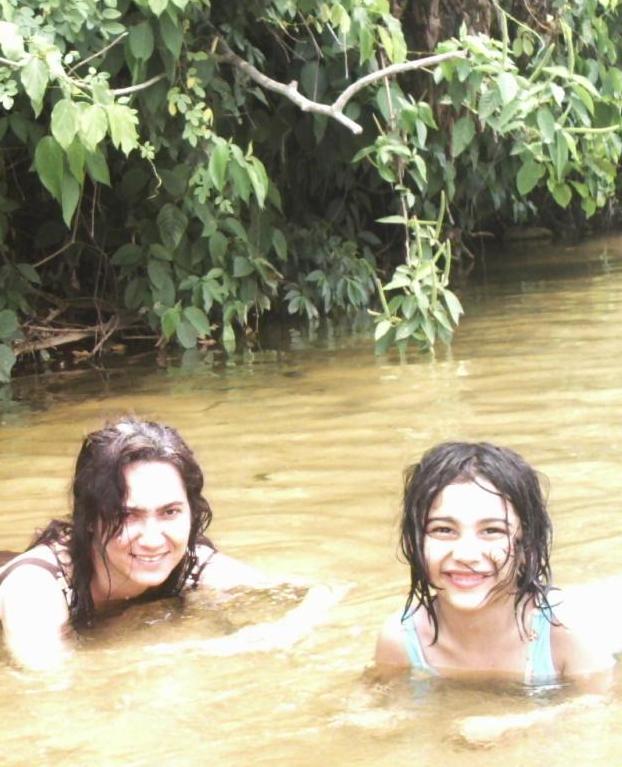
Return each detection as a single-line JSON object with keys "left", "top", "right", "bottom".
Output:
{"left": 401, "top": 613, "right": 434, "bottom": 673}
{"left": 525, "top": 607, "right": 557, "bottom": 683}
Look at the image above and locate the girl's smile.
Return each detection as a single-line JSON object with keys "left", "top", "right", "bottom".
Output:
{"left": 424, "top": 478, "right": 520, "bottom": 610}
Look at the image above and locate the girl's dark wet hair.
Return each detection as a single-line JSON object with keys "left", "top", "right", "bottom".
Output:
{"left": 401, "top": 441, "right": 553, "bottom": 641}
{"left": 33, "top": 418, "right": 213, "bottom": 628}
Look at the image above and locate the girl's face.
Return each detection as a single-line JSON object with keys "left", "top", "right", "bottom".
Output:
{"left": 423, "top": 478, "right": 520, "bottom": 611}
{"left": 93, "top": 460, "right": 192, "bottom": 600}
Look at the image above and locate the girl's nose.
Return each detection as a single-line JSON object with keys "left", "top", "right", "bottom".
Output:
{"left": 451, "top": 533, "right": 482, "bottom": 563}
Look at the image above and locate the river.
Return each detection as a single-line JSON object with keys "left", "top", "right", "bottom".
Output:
{"left": 0, "top": 236, "right": 620, "bottom": 765}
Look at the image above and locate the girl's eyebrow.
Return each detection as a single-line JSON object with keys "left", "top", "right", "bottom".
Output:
{"left": 426, "top": 515, "right": 511, "bottom": 526}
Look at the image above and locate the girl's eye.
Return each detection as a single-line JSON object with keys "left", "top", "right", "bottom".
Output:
{"left": 482, "top": 527, "right": 507, "bottom": 537}
{"left": 427, "top": 525, "right": 454, "bottom": 536}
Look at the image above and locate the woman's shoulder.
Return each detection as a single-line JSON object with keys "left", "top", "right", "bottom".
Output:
{"left": 0, "top": 544, "right": 71, "bottom": 624}
{"left": 0, "top": 544, "right": 63, "bottom": 581}
{"left": 194, "top": 545, "right": 277, "bottom": 591}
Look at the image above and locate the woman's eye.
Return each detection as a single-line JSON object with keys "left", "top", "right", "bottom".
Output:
{"left": 162, "top": 507, "right": 181, "bottom": 517}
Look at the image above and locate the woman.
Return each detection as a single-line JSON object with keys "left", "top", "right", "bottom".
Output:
{"left": 0, "top": 417, "right": 339, "bottom": 670}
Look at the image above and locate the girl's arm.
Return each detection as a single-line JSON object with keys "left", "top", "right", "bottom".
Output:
{"left": 0, "top": 565, "right": 71, "bottom": 671}
{"left": 456, "top": 605, "right": 616, "bottom": 747}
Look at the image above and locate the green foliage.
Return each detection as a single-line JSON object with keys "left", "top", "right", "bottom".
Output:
{"left": 2, "top": 0, "right": 622, "bottom": 378}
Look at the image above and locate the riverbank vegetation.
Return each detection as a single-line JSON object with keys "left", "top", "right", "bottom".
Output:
{"left": 1, "top": 0, "right": 621, "bottom": 380}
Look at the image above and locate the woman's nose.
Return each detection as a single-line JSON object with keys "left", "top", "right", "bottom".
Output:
{"left": 136, "top": 516, "right": 165, "bottom": 546}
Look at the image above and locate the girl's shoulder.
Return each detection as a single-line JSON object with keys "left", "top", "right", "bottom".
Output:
{"left": 548, "top": 589, "right": 616, "bottom": 678}
{"left": 375, "top": 610, "right": 418, "bottom": 668}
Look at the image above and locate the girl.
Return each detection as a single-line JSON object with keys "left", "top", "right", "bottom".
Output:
{"left": 0, "top": 417, "right": 339, "bottom": 670}
{"left": 375, "top": 442, "right": 616, "bottom": 683}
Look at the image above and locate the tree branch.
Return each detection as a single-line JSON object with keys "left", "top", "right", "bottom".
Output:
{"left": 110, "top": 73, "right": 167, "bottom": 96}
{"left": 217, "top": 39, "right": 465, "bottom": 135}
{"left": 68, "top": 32, "right": 129, "bottom": 75}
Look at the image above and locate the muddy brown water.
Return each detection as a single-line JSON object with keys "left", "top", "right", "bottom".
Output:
{"left": 0, "top": 237, "right": 621, "bottom": 766}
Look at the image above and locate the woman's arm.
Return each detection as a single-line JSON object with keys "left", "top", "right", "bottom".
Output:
{"left": 148, "top": 549, "right": 348, "bottom": 656}
{"left": 0, "top": 564, "right": 71, "bottom": 671}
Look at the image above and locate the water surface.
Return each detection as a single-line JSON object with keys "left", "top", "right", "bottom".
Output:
{"left": 1, "top": 236, "right": 621, "bottom": 765}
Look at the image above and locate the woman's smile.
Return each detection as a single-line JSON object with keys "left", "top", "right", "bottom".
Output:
{"left": 92, "top": 460, "right": 192, "bottom": 602}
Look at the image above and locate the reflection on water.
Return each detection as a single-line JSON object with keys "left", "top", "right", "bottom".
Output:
{"left": 1, "top": 236, "right": 622, "bottom": 765}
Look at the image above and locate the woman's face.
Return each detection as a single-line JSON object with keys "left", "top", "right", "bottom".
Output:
{"left": 92, "top": 460, "right": 192, "bottom": 600}
{"left": 423, "top": 478, "right": 520, "bottom": 612}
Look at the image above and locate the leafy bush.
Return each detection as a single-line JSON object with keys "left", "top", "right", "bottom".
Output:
{"left": 0, "top": 0, "right": 621, "bottom": 379}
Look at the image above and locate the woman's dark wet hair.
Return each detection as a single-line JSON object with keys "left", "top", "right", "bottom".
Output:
{"left": 400, "top": 441, "right": 554, "bottom": 641}
{"left": 33, "top": 418, "right": 213, "bottom": 628}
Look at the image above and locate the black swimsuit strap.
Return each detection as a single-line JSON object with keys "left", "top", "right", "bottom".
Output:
{"left": 0, "top": 556, "right": 63, "bottom": 585}
{"left": 0, "top": 551, "right": 73, "bottom": 612}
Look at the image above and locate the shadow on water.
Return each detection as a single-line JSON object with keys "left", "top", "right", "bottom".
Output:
{"left": 1, "top": 234, "right": 622, "bottom": 765}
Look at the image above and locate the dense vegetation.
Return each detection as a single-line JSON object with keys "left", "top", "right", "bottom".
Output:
{"left": 1, "top": 0, "right": 621, "bottom": 381}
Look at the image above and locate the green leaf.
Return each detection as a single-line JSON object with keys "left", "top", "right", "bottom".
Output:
{"left": 148, "top": 0, "right": 169, "bottom": 15}
{"left": 66, "top": 139, "right": 85, "bottom": 183}
{"left": 552, "top": 132, "right": 568, "bottom": 181}
{"left": 222, "top": 322, "right": 235, "bottom": 352}
{"left": 443, "top": 290, "right": 463, "bottom": 325}
{"left": 496, "top": 72, "right": 518, "bottom": 105}
{"left": 374, "top": 319, "right": 393, "bottom": 341}
{"left": 0, "top": 309, "right": 18, "bottom": 338}
{"left": 157, "top": 203, "right": 187, "bottom": 250}
{"left": 160, "top": 14, "right": 183, "bottom": 57}
{"left": 129, "top": 21, "right": 154, "bottom": 61}
{"left": 233, "top": 256, "right": 254, "bottom": 278}
{"left": 208, "top": 141, "right": 229, "bottom": 191}
{"left": 516, "top": 160, "right": 545, "bottom": 195}
{"left": 229, "top": 162, "right": 251, "bottom": 203}
{"left": 176, "top": 319, "right": 198, "bottom": 348}
{"left": 124, "top": 277, "right": 148, "bottom": 310}
{"left": 536, "top": 107, "right": 556, "bottom": 144}
{"left": 85, "top": 149, "right": 110, "bottom": 186}
{"left": 112, "top": 243, "right": 143, "bottom": 266}
{"left": 183, "top": 306, "right": 211, "bottom": 335}
{"left": 246, "top": 157, "right": 268, "bottom": 208}
{"left": 149, "top": 243, "right": 173, "bottom": 261}
{"left": 61, "top": 175, "right": 80, "bottom": 228}
{"left": 20, "top": 57, "right": 48, "bottom": 117}
{"left": 105, "top": 104, "right": 139, "bottom": 155}
{"left": 451, "top": 115, "right": 475, "bottom": 158}
{"left": 148, "top": 259, "right": 170, "bottom": 290}
{"left": 0, "top": 22, "right": 25, "bottom": 61}
{"left": 550, "top": 181, "right": 571, "bottom": 208}
{"left": 51, "top": 99, "right": 79, "bottom": 150}
{"left": 16, "top": 263, "right": 41, "bottom": 285}
{"left": 79, "top": 105, "right": 108, "bottom": 151}
{"left": 395, "top": 320, "right": 417, "bottom": 342}
{"left": 0, "top": 343, "right": 16, "bottom": 383}
{"left": 34, "top": 136, "right": 64, "bottom": 202}
{"left": 161, "top": 306, "right": 180, "bottom": 339}
{"left": 272, "top": 229, "right": 287, "bottom": 261}
{"left": 209, "top": 231, "right": 228, "bottom": 262}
